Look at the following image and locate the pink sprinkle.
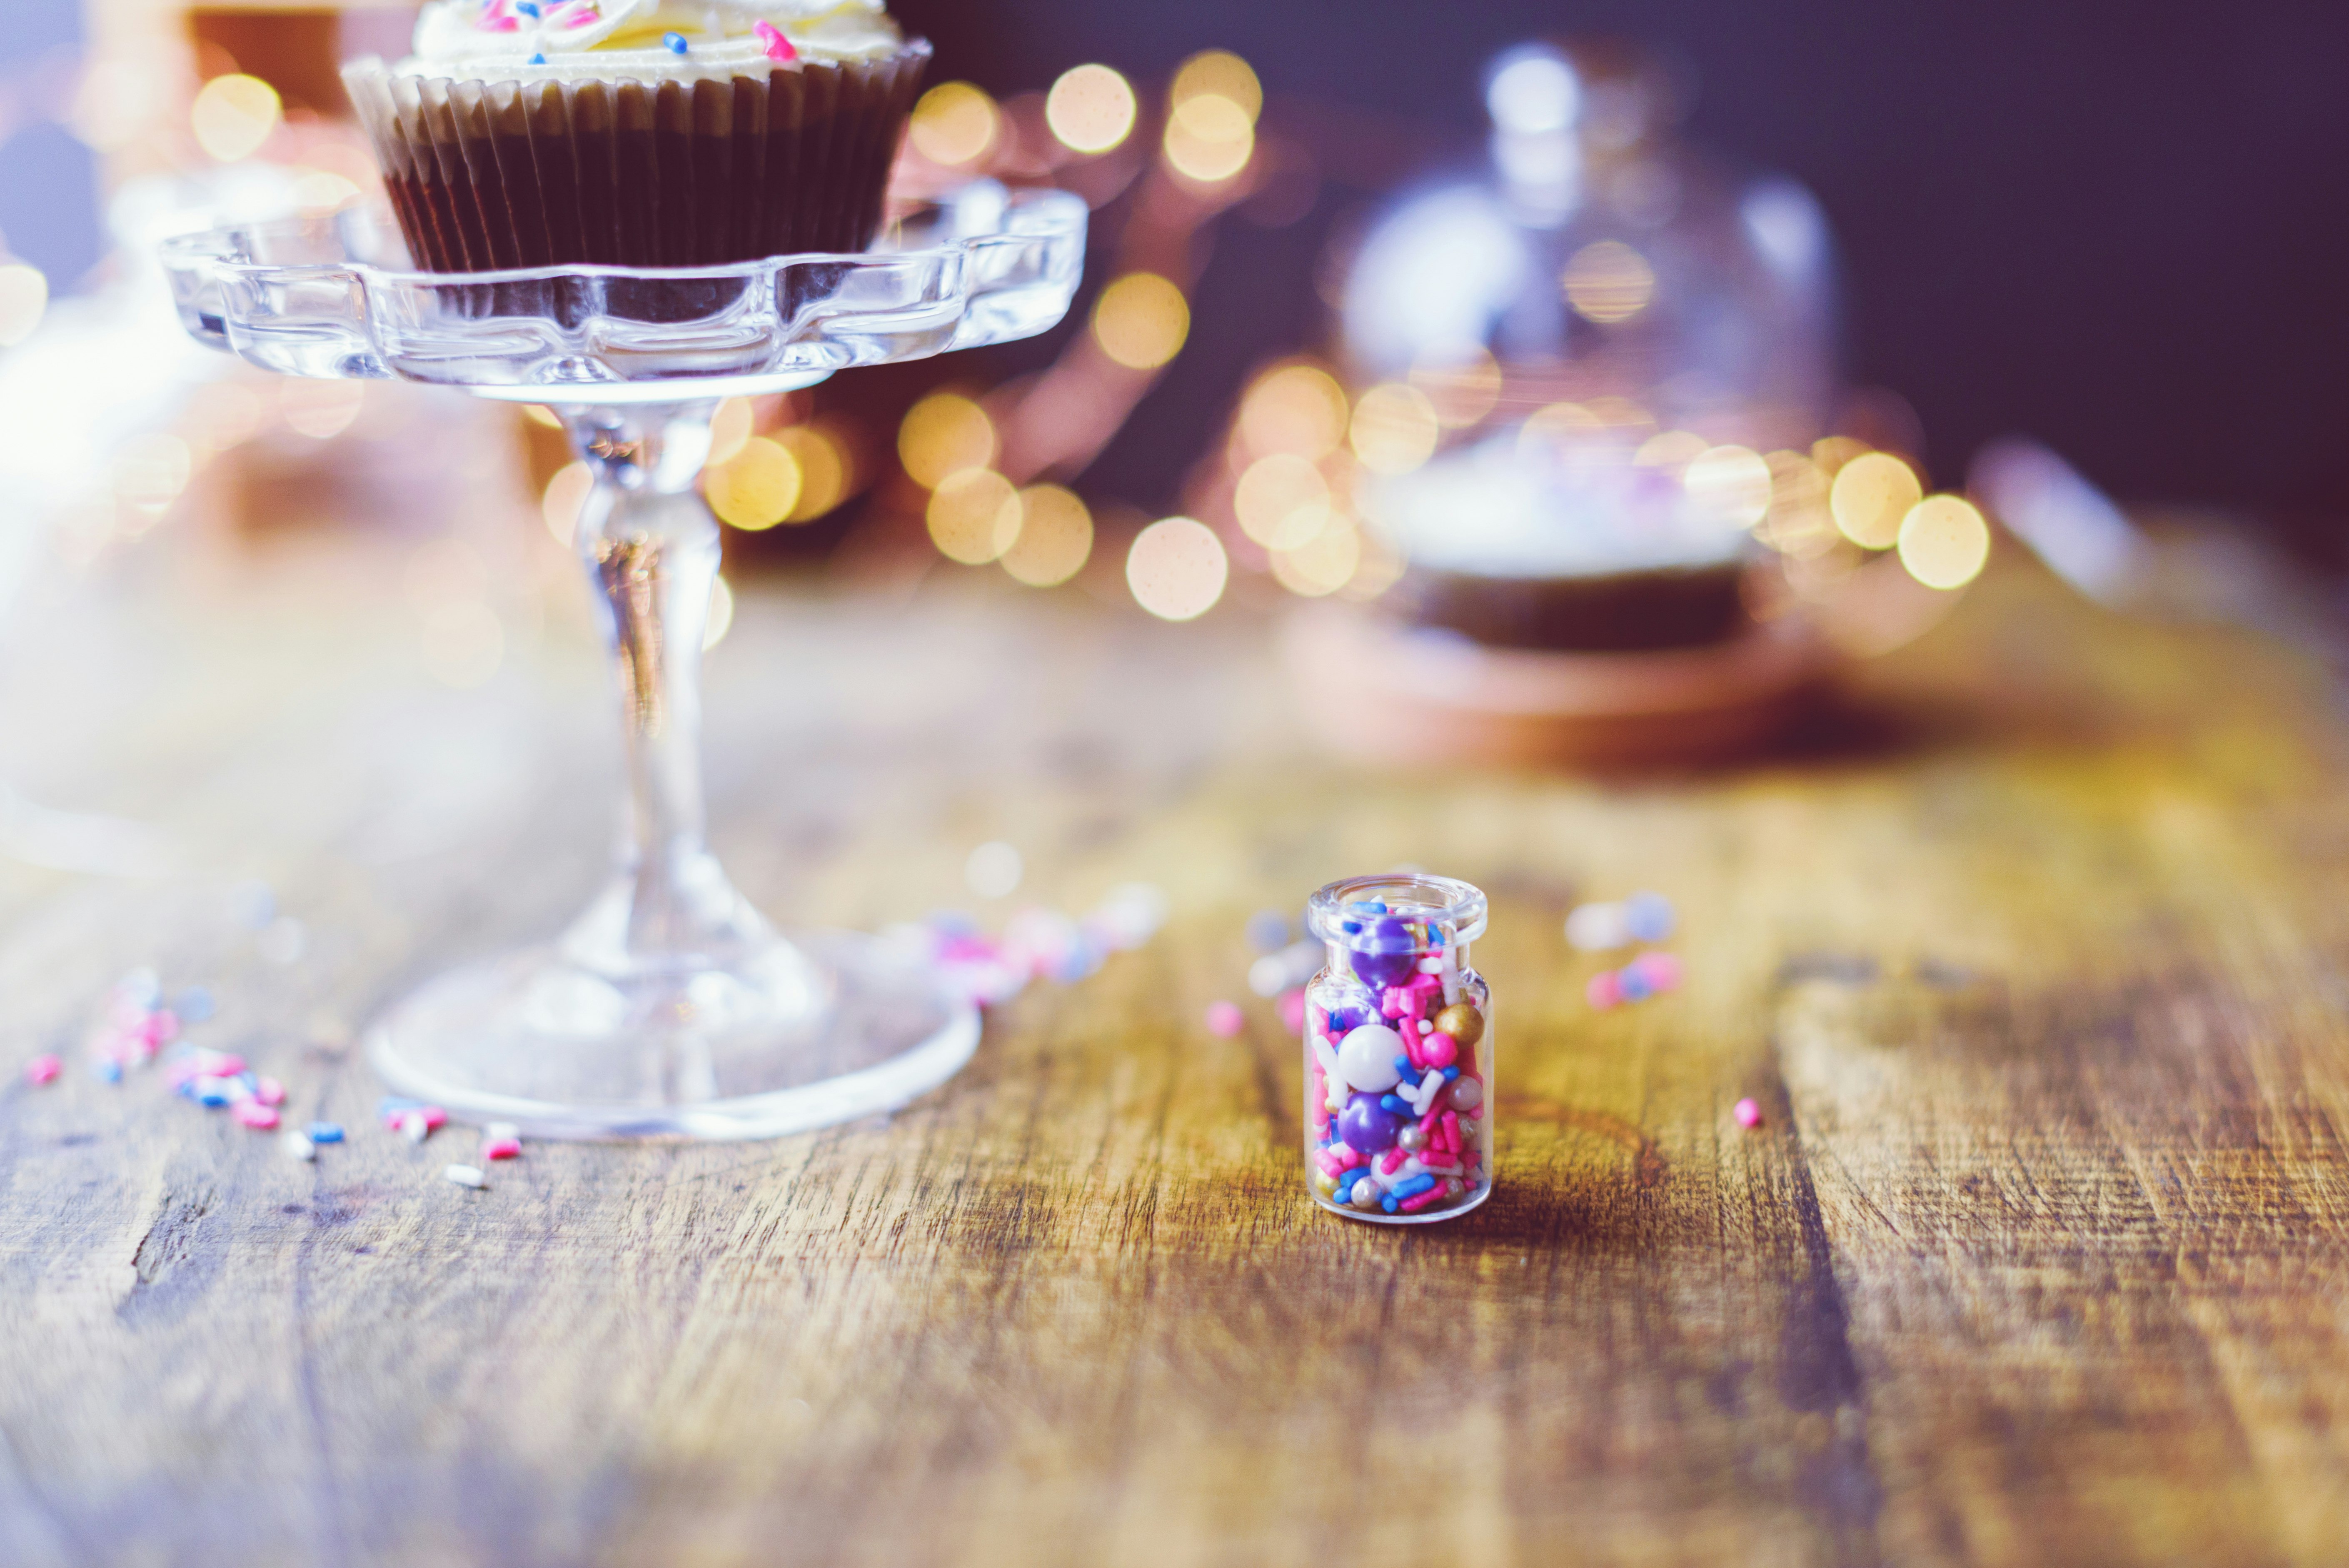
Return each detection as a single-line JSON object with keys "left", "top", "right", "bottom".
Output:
{"left": 1733, "top": 1097, "right": 1763, "bottom": 1129}
{"left": 565, "top": 8, "right": 597, "bottom": 25}
{"left": 1331, "top": 1145, "right": 1363, "bottom": 1171}
{"left": 232, "top": 1101, "right": 280, "bottom": 1130}
{"left": 139, "top": 1010, "right": 180, "bottom": 1046}
{"left": 419, "top": 1105, "right": 447, "bottom": 1130}
{"left": 751, "top": 18, "right": 797, "bottom": 60}
{"left": 1408, "top": 971, "right": 1443, "bottom": 993}
{"left": 1585, "top": 971, "right": 1623, "bottom": 1010}
{"left": 1442, "top": 1109, "right": 1460, "bottom": 1152}
{"left": 483, "top": 1137, "right": 522, "bottom": 1160}
{"left": 1276, "top": 988, "right": 1307, "bottom": 1034}
{"left": 1379, "top": 989, "right": 1406, "bottom": 1019}
{"left": 1378, "top": 1147, "right": 1408, "bottom": 1175}
{"left": 482, "top": 14, "right": 519, "bottom": 29}
{"left": 255, "top": 1076, "right": 286, "bottom": 1107}
{"left": 1400, "top": 1188, "right": 1449, "bottom": 1213}
{"left": 24, "top": 1054, "right": 61, "bottom": 1085}
{"left": 1628, "top": 951, "right": 1684, "bottom": 993}
{"left": 1420, "top": 1030, "right": 1457, "bottom": 1068}
{"left": 1204, "top": 1000, "right": 1245, "bottom": 1037}
{"left": 193, "top": 1050, "right": 245, "bottom": 1077}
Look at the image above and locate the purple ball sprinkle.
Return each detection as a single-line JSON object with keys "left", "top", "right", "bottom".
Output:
{"left": 1337, "top": 1092, "right": 1405, "bottom": 1156}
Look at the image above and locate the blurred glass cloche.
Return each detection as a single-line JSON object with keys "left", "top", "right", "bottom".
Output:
{"left": 1341, "top": 40, "right": 1839, "bottom": 651}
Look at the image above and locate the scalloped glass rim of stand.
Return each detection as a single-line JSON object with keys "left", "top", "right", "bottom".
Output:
{"left": 160, "top": 182, "right": 1087, "bottom": 402}
{"left": 159, "top": 181, "right": 1087, "bottom": 1140}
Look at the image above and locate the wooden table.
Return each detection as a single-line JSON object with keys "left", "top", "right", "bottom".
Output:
{"left": 3, "top": 535, "right": 2347, "bottom": 1567}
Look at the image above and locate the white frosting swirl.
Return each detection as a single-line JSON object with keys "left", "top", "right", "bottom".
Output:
{"left": 399, "top": 0, "right": 902, "bottom": 81}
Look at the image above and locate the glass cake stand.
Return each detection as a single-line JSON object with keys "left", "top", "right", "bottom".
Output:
{"left": 160, "top": 183, "right": 1087, "bottom": 1139}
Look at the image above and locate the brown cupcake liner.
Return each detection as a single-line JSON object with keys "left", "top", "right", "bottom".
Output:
{"left": 344, "top": 41, "right": 929, "bottom": 273}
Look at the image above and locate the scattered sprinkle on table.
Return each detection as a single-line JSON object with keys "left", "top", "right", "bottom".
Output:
{"left": 1204, "top": 1000, "right": 1244, "bottom": 1037}
{"left": 444, "top": 1164, "right": 487, "bottom": 1189}
{"left": 23, "top": 1054, "right": 60, "bottom": 1085}
{"left": 281, "top": 1130, "right": 316, "bottom": 1161}
{"left": 307, "top": 1121, "right": 344, "bottom": 1144}
{"left": 1734, "top": 1097, "right": 1762, "bottom": 1129}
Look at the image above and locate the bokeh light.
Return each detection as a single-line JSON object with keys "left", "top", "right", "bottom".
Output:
{"left": 1757, "top": 450, "right": 1838, "bottom": 558}
{"left": 909, "top": 82, "right": 999, "bottom": 166}
{"left": 927, "top": 469, "right": 1021, "bottom": 564}
{"left": 1517, "top": 400, "right": 1600, "bottom": 460}
{"left": 1410, "top": 345, "right": 1503, "bottom": 429}
{"left": 191, "top": 73, "right": 281, "bottom": 162}
{"left": 280, "top": 378, "right": 364, "bottom": 439}
{"left": 1237, "top": 363, "right": 1350, "bottom": 459}
{"left": 1045, "top": 64, "right": 1137, "bottom": 155}
{"left": 1830, "top": 451, "right": 1922, "bottom": 549}
{"left": 899, "top": 392, "right": 996, "bottom": 488}
{"left": 1001, "top": 484, "right": 1093, "bottom": 586}
{"left": 1897, "top": 495, "right": 1991, "bottom": 589}
{"left": 1811, "top": 434, "right": 1869, "bottom": 475}
{"left": 1092, "top": 273, "right": 1189, "bottom": 370}
{"left": 1270, "top": 521, "right": 1362, "bottom": 597}
{"left": 1349, "top": 382, "right": 1440, "bottom": 475}
{"left": 0, "top": 264, "right": 48, "bottom": 347}
{"left": 542, "top": 461, "right": 594, "bottom": 545}
{"left": 1234, "top": 453, "right": 1331, "bottom": 549}
{"left": 1126, "top": 516, "right": 1228, "bottom": 620}
{"left": 1163, "top": 93, "right": 1254, "bottom": 183}
{"left": 1682, "top": 445, "right": 1774, "bottom": 529}
{"left": 1633, "top": 429, "right": 1710, "bottom": 470}
{"left": 703, "top": 575, "right": 735, "bottom": 651}
{"left": 1171, "top": 50, "right": 1263, "bottom": 121}
{"left": 708, "top": 397, "right": 755, "bottom": 465}
{"left": 705, "top": 436, "right": 802, "bottom": 530}
{"left": 1560, "top": 239, "right": 1655, "bottom": 325}
{"left": 774, "top": 425, "right": 847, "bottom": 522}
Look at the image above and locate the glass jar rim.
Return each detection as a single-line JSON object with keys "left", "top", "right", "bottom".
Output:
{"left": 1305, "top": 873, "right": 1488, "bottom": 949}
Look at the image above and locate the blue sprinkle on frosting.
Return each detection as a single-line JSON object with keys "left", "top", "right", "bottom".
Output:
{"left": 664, "top": 30, "right": 688, "bottom": 52}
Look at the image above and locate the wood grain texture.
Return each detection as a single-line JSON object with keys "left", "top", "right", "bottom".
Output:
{"left": 3, "top": 543, "right": 2348, "bottom": 1567}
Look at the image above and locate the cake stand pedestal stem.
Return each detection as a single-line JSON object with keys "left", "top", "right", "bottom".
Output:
{"left": 557, "top": 401, "right": 769, "bottom": 981}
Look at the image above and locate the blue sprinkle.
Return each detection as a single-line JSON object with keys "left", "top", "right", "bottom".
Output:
{"left": 1618, "top": 969, "right": 1653, "bottom": 1002}
{"left": 1380, "top": 1094, "right": 1405, "bottom": 1112}
{"left": 1442, "top": 1065, "right": 1460, "bottom": 1081}
{"left": 308, "top": 1122, "right": 345, "bottom": 1144}
{"left": 1624, "top": 891, "right": 1675, "bottom": 944}
{"left": 528, "top": 52, "right": 546, "bottom": 64}
{"left": 198, "top": 1089, "right": 229, "bottom": 1107}
{"left": 1244, "top": 911, "right": 1291, "bottom": 951}
{"left": 1392, "top": 1056, "right": 1411, "bottom": 1076}
{"left": 1382, "top": 1196, "right": 1398, "bottom": 1213}
{"left": 1340, "top": 920, "right": 1361, "bottom": 935}
{"left": 664, "top": 30, "right": 687, "bottom": 52}
{"left": 378, "top": 1095, "right": 422, "bottom": 1115}
{"left": 92, "top": 1059, "right": 122, "bottom": 1084}
{"left": 1392, "top": 1173, "right": 1435, "bottom": 1200}
{"left": 514, "top": 0, "right": 538, "bottom": 13}
{"left": 174, "top": 986, "right": 216, "bottom": 1024}
{"left": 235, "top": 1071, "right": 258, "bottom": 1091}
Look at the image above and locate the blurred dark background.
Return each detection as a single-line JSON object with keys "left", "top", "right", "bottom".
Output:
{"left": 899, "top": 0, "right": 2349, "bottom": 537}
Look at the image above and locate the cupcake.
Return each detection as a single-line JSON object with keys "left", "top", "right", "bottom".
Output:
{"left": 343, "top": 0, "right": 930, "bottom": 272}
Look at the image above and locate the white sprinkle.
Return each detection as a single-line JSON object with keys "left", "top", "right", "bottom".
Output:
{"left": 399, "top": 1111, "right": 429, "bottom": 1143}
{"left": 1417, "top": 956, "right": 1443, "bottom": 974}
{"left": 443, "top": 1164, "right": 486, "bottom": 1188}
{"left": 1565, "top": 901, "right": 1632, "bottom": 952}
{"left": 280, "top": 1131, "right": 315, "bottom": 1162}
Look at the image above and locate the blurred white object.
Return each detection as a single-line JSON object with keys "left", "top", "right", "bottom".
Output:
{"left": 1967, "top": 438, "right": 2146, "bottom": 606}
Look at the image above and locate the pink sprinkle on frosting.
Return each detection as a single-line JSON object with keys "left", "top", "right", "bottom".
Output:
{"left": 751, "top": 18, "right": 797, "bottom": 60}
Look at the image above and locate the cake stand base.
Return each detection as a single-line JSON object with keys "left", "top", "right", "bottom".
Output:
{"left": 367, "top": 929, "right": 980, "bottom": 1141}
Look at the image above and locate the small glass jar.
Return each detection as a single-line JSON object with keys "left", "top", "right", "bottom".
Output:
{"left": 1303, "top": 873, "right": 1492, "bottom": 1223}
